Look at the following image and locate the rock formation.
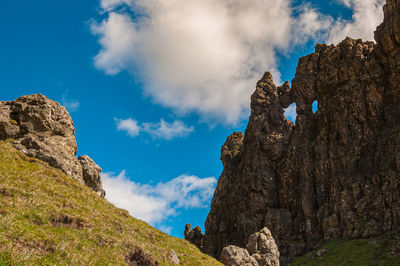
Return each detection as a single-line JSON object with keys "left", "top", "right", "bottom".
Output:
{"left": 0, "top": 94, "right": 105, "bottom": 197}
{"left": 221, "top": 227, "right": 280, "bottom": 266}
{"left": 188, "top": 0, "right": 400, "bottom": 263}
{"left": 184, "top": 224, "right": 205, "bottom": 250}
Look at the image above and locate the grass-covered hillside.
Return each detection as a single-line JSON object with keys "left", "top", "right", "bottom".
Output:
{"left": 291, "top": 229, "right": 400, "bottom": 265}
{"left": 0, "top": 141, "right": 221, "bottom": 265}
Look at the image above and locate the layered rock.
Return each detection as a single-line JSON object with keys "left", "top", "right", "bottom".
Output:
{"left": 220, "top": 227, "right": 280, "bottom": 266}
{"left": 0, "top": 94, "right": 105, "bottom": 197}
{"left": 192, "top": 0, "right": 400, "bottom": 262}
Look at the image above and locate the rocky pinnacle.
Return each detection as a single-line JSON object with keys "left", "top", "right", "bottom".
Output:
{"left": 186, "top": 0, "right": 400, "bottom": 263}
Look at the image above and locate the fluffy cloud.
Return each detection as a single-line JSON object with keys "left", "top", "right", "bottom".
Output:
{"left": 92, "top": 0, "right": 384, "bottom": 124}
{"left": 328, "top": 0, "right": 385, "bottom": 44}
{"left": 116, "top": 118, "right": 194, "bottom": 140}
{"left": 101, "top": 171, "right": 217, "bottom": 225}
{"left": 91, "top": 0, "right": 331, "bottom": 124}
{"left": 116, "top": 118, "right": 141, "bottom": 137}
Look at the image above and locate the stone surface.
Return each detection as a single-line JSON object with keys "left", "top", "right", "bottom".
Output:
{"left": 188, "top": 0, "right": 400, "bottom": 262}
{"left": 315, "top": 249, "right": 328, "bottom": 257}
{"left": 221, "top": 246, "right": 258, "bottom": 266}
{"left": 168, "top": 249, "right": 180, "bottom": 265}
{"left": 0, "top": 94, "right": 105, "bottom": 197}
{"left": 221, "top": 227, "right": 279, "bottom": 266}
{"left": 246, "top": 228, "right": 280, "bottom": 266}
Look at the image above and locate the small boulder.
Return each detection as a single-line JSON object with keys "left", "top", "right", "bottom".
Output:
{"left": 221, "top": 227, "right": 280, "bottom": 266}
{"left": 315, "top": 248, "right": 328, "bottom": 257}
{"left": 168, "top": 249, "right": 180, "bottom": 265}
{"left": 78, "top": 155, "right": 106, "bottom": 197}
{"left": 221, "top": 245, "right": 258, "bottom": 266}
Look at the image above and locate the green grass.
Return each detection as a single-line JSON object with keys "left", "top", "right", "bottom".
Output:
{"left": 0, "top": 141, "right": 221, "bottom": 265}
{"left": 290, "top": 229, "right": 400, "bottom": 266}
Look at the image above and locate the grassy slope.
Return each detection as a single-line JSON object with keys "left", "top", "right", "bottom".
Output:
{"left": 0, "top": 141, "right": 221, "bottom": 265}
{"left": 291, "top": 229, "right": 400, "bottom": 265}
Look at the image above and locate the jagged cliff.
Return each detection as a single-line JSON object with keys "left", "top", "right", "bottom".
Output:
{"left": 0, "top": 94, "right": 105, "bottom": 197}
{"left": 186, "top": 0, "right": 400, "bottom": 263}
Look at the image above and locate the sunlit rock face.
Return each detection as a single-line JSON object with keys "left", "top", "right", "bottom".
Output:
{"left": 195, "top": 0, "right": 400, "bottom": 262}
{"left": 0, "top": 94, "right": 105, "bottom": 197}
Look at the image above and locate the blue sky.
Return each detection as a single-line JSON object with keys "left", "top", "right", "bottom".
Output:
{"left": 0, "top": 0, "right": 384, "bottom": 237}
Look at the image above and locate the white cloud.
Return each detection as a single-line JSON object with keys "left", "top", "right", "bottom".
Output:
{"left": 101, "top": 171, "right": 217, "bottom": 226}
{"left": 92, "top": 0, "right": 332, "bottom": 125}
{"left": 327, "top": 0, "right": 385, "bottom": 44}
{"left": 116, "top": 118, "right": 140, "bottom": 137}
{"left": 92, "top": 0, "right": 385, "bottom": 124}
{"left": 116, "top": 118, "right": 193, "bottom": 140}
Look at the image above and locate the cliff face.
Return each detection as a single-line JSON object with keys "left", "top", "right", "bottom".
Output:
{"left": 0, "top": 94, "right": 105, "bottom": 197}
{"left": 199, "top": 0, "right": 400, "bottom": 261}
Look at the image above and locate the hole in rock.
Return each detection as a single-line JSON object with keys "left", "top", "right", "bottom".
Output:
{"left": 284, "top": 103, "right": 297, "bottom": 123}
{"left": 312, "top": 100, "right": 318, "bottom": 114}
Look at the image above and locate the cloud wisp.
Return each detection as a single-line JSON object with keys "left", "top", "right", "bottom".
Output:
{"left": 101, "top": 171, "right": 217, "bottom": 226}
{"left": 116, "top": 118, "right": 194, "bottom": 140}
{"left": 61, "top": 94, "right": 80, "bottom": 112}
{"left": 92, "top": 0, "right": 384, "bottom": 125}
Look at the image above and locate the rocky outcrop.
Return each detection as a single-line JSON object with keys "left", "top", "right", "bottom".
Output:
{"left": 192, "top": 0, "right": 400, "bottom": 263}
{"left": 221, "top": 227, "right": 280, "bottom": 266}
{"left": 0, "top": 94, "right": 105, "bottom": 197}
{"left": 184, "top": 224, "right": 205, "bottom": 250}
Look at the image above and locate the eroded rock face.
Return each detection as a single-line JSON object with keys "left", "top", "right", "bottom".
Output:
{"left": 0, "top": 94, "right": 105, "bottom": 197}
{"left": 221, "top": 227, "right": 279, "bottom": 266}
{"left": 196, "top": 0, "right": 400, "bottom": 262}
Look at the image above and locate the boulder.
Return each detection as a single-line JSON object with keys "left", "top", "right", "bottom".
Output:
{"left": 0, "top": 94, "right": 105, "bottom": 197}
{"left": 78, "top": 155, "right": 105, "bottom": 197}
{"left": 221, "top": 246, "right": 258, "bottom": 266}
{"left": 221, "top": 227, "right": 279, "bottom": 266}
{"left": 168, "top": 249, "right": 180, "bottom": 265}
